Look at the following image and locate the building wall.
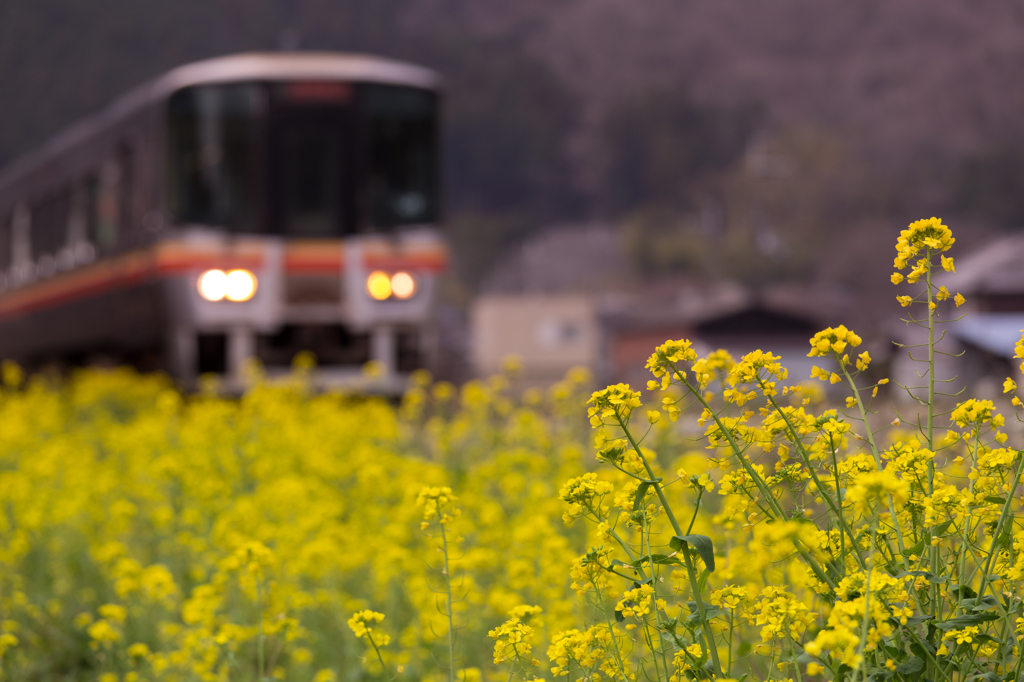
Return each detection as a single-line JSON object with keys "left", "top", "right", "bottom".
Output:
{"left": 471, "top": 293, "right": 599, "bottom": 380}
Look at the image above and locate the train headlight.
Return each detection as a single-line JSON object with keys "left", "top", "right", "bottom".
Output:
{"left": 366, "top": 271, "right": 392, "bottom": 300}
{"left": 225, "top": 269, "right": 257, "bottom": 302}
{"left": 198, "top": 269, "right": 228, "bottom": 301}
{"left": 198, "top": 269, "right": 257, "bottom": 302}
{"left": 391, "top": 271, "right": 416, "bottom": 299}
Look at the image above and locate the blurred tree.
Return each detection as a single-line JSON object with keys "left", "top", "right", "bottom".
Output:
{"left": 599, "top": 88, "right": 762, "bottom": 215}
{"left": 621, "top": 127, "right": 893, "bottom": 285}
{"left": 956, "top": 146, "right": 1024, "bottom": 228}
{"left": 442, "top": 211, "right": 535, "bottom": 294}
{"left": 420, "top": 34, "right": 580, "bottom": 218}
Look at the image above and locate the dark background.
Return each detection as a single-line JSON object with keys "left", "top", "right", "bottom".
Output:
{"left": 3, "top": 0, "right": 1023, "bottom": 298}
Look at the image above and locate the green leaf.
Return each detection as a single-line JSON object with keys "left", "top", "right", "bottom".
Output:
{"left": 697, "top": 567, "right": 711, "bottom": 593}
{"left": 685, "top": 604, "right": 724, "bottom": 626}
{"left": 633, "top": 482, "right": 651, "bottom": 512}
{"left": 996, "top": 522, "right": 1014, "bottom": 551}
{"left": 909, "top": 640, "right": 934, "bottom": 661}
{"left": 933, "top": 613, "right": 999, "bottom": 629}
{"left": 670, "top": 534, "right": 716, "bottom": 572}
{"left": 902, "top": 539, "right": 925, "bottom": 557}
{"left": 984, "top": 496, "right": 1006, "bottom": 506}
{"left": 961, "top": 595, "right": 999, "bottom": 611}
{"left": 933, "top": 520, "right": 954, "bottom": 536}
{"left": 965, "top": 673, "right": 999, "bottom": 682}
{"left": 630, "top": 554, "right": 681, "bottom": 568}
{"left": 953, "top": 584, "right": 978, "bottom": 600}
{"left": 897, "top": 570, "right": 945, "bottom": 583}
{"left": 895, "top": 657, "right": 924, "bottom": 675}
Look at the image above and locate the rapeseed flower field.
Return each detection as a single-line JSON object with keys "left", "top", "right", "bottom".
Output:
{"left": 1, "top": 219, "right": 1022, "bottom": 682}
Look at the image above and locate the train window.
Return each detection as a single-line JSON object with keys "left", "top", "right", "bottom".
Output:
{"left": 96, "top": 161, "right": 120, "bottom": 251}
{"left": 279, "top": 121, "right": 343, "bottom": 236}
{"left": 118, "top": 144, "right": 134, "bottom": 240}
{"left": 9, "top": 204, "right": 31, "bottom": 286}
{"left": 83, "top": 174, "right": 99, "bottom": 246}
{"left": 0, "top": 213, "right": 10, "bottom": 271}
{"left": 30, "top": 189, "right": 71, "bottom": 262}
{"left": 167, "top": 84, "right": 262, "bottom": 230}
{"left": 268, "top": 82, "right": 351, "bottom": 236}
{"left": 359, "top": 85, "right": 439, "bottom": 229}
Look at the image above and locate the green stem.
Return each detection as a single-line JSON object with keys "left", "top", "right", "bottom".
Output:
{"left": 727, "top": 608, "right": 734, "bottom": 677}
{"left": 902, "top": 627, "right": 953, "bottom": 682}
{"left": 853, "top": 524, "right": 877, "bottom": 682}
{"left": 441, "top": 524, "right": 457, "bottom": 682}
{"left": 607, "top": 528, "right": 647, "bottom": 580}
{"left": 976, "top": 452, "right": 1024, "bottom": 604}
{"left": 956, "top": 430, "right": 982, "bottom": 617}
{"left": 368, "top": 631, "right": 389, "bottom": 679}
{"left": 686, "top": 489, "right": 703, "bottom": 534}
{"left": 676, "top": 373, "right": 837, "bottom": 591}
{"left": 257, "top": 572, "right": 265, "bottom": 681}
{"left": 643, "top": 517, "right": 673, "bottom": 679}
{"left": 840, "top": 364, "right": 908, "bottom": 562}
{"left": 832, "top": 446, "right": 847, "bottom": 570}
{"left": 593, "top": 578, "right": 630, "bottom": 680}
{"left": 615, "top": 415, "right": 723, "bottom": 678}
{"left": 925, "top": 254, "right": 940, "bottom": 682}
{"left": 925, "top": 251, "right": 936, "bottom": 454}
{"left": 792, "top": 634, "right": 804, "bottom": 682}
{"left": 764, "top": 391, "right": 865, "bottom": 572}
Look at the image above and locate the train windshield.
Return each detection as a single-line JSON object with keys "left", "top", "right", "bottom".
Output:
{"left": 360, "top": 84, "right": 439, "bottom": 228}
{"left": 167, "top": 82, "right": 439, "bottom": 233}
{"left": 167, "top": 84, "right": 262, "bottom": 230}
{"left": 271, "top": 81, "right": 352, "bottom": 236}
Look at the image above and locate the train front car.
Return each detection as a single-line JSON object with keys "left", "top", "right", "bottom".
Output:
{"left": 161, "top": 55, "right": 446, "bottom": 390}
{"left": 0, "top": 53, "right": 448, "bottom": 390}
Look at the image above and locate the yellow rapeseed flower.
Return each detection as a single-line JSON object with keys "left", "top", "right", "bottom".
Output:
{"left": 807, "top": 327, "right": 861, "bottom": 358}
{"left": 348, "top": 610, "right": 388, "bottom": 644}
{"left": 893, "top": 217, "right": 954, "bottom": 270}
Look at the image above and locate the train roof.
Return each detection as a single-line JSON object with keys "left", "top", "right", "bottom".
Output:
{"left": 0, "top": 52, "right": 441, "bottom": 192}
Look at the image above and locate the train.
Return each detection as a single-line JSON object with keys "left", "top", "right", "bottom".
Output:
{"left": 0, "top": 52, "right": 448, "bottom": 390}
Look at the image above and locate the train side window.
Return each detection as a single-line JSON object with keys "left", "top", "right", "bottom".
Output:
{"left": 0, "top": 213, "right": 10, "bottom": 279}
{"left": 63, "top": 183, "right": 92, "bottom": 268}
{"left": 95, "top": 160, "right": 120, "bottom": 252}
{"left": 84, "top": 174, "right": 99, "bottom": 245}
{"left": 118, "top": 144, "right": 135, "bottom": 242}
{"left": 11, "top": 204, "right": 31, "bottom": 285}
{"left": 30, "top": 189, "right": 71, "bottom": 272}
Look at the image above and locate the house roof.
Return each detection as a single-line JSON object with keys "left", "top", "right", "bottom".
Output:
{"left": 479, "top": 223, "right": 628, "bottom": 294}
{"left": 937, "top": 233, "right": 1024, "bottom": 294}
{"left": 950, "top": 313, "right": 1024, "bottom": 358}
